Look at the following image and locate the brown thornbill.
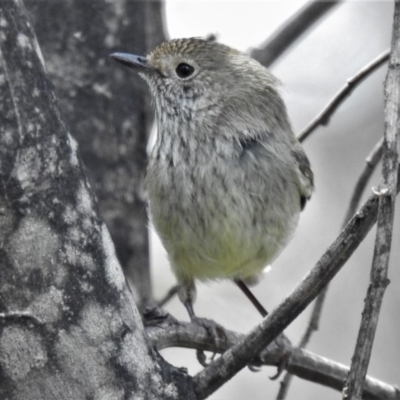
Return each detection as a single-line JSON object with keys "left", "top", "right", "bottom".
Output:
{"left": 110, "top": 38, "right": 313, "bottom": 320}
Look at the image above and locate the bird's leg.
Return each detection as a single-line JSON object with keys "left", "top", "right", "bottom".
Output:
{"left": 178, "top": 280, "right": 226, "bottom": 367}
{"left": 177, "top": 280, "right": 197, "bottom": 320}
{"left": 235, "top": 279, "right": 290, "bottom": 378}
{"left": 234, "top": 279, "right": 268, "bottom": 318}
{"left": 157, "top": 285, "right": 179, "bottom": 308}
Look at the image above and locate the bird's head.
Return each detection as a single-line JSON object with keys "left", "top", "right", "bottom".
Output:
{"left": 110, "top": 38, "right": 279, "bottom": 120}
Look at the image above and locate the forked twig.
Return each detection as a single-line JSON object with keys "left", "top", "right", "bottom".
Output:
{"left": 343, "top": 138, "right": 384, "bottom": 225}
{"left": 298, "top": 50, "right": 390, "bottom": 143}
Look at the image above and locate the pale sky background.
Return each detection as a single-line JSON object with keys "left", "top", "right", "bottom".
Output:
{"left": 149, "top": 2, "right": 399, "bottom": 399}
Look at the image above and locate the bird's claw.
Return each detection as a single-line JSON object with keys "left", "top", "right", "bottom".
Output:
{"left": 269, "top": 350, "right": 291, "bottom": 380}
{"left": 191, "top": 316, "right": 227, "bottom": 367}
{"left": 191, "top": 316, "right": 227, "bottom": 345}
{"left": 142, "top": 306, "right": 177, "bottom": 327}
{"left": 248, "top": 363, "right": 262, "bottom": 372}
{"left": 196, "top": 349, "right": 209, "bottom": 367}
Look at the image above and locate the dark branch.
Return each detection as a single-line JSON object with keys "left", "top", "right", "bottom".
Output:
{"left": 250, "top": 1, "right": 342, "bottom": 68}
{"left": 344, "top": 3, "right": 400, "bottom": 398}
{"left": 298, "top": 50, "right": 390, "bottom": 143}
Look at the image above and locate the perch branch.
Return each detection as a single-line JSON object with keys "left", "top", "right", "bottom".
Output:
{"left": 146, "top": 310, "right": 400, "bottom": 399}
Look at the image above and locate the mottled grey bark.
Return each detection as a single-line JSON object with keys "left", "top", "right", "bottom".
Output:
{"left": 24, "top": 0, "right": 167, "bottom": 309}
{"left": 0, "top": 1, "right": 194, "bottom": 399}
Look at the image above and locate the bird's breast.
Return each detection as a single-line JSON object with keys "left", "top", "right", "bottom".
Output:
{"left": 146, "top": 130, "right": 300, "bottom": 282}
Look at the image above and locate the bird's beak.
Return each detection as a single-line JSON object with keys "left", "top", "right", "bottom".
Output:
{"left": 109, "top": 52, "right": 155, "bottom": 73}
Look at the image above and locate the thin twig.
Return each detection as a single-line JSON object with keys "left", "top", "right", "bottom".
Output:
{"left": 277, "top": 137, "right": 384, "bottom": 399}
{"left": 276, "top": 373, "right": 293, "bottom": 400}
{"left": 146, "top": 310, "right": 400, "bottom": 399}
{"left": 343, "top": 4, "right": 400, "bottom": 399}
{"left": 276, "top": 282, "right": 328, "bottom": 399}
{"left": 343, "top": 138, "right": 384, "bottom": 225}
{"left": 192, "top": 164, "right": 400, "bottom": 400}
{"left": 250, "top": 1, "right": 342, "bottom": 68}
{"left": 298, "top": 49, "right": 390, "bottom": 143}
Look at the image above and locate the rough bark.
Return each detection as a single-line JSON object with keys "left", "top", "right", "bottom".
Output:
{"left": 0, "top": 1, "right": 193, "bottom": 399}
{"left": 24, "top": 0, "right": 167, "bottom": 309}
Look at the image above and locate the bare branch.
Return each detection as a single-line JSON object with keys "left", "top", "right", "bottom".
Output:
{"left": 192, "top": 164, "right": 400, "bottom": 400}
{"left": 146, "top": 310, "right": 400, "bottom": 400}
{"left": 276, "top": 281, "right": 328, "bottom": 399}
{"left": 298, "top": 50, "right": 390, "bottom": 143}
{"left": 343, "top": 4, "right": 400, "bottom": 398}
{"left": 289, "top": 349, "right": 400, "bottom": 400}
{"left": 250, "top": 1, "right": 342, "bottom": 68}
{"left": 276, "top": 372, "right": 293, "bottom": 400}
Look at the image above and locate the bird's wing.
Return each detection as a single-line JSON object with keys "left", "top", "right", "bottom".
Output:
{"left": 291, "top": 145, "right": 314, "bottom": 210}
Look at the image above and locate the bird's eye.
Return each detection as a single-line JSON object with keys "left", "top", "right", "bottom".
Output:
{"left": 175, "top": 63, "right": 195, "bottom": 79}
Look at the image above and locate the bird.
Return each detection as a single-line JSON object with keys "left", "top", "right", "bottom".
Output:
{"left": 110, "top": 37, "right": 313, "bottom": 322}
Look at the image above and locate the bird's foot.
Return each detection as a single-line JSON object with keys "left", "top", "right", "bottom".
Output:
{"left": 190, "top": 316, "right": 227, "bottom": 367}
{"left": 269, "top": 349, "right": 291, "bottom": 380}
{"left": 191, "top": 316, "right": 227, "bottom": 343}
{"left": 142, "top": 306, "right": 178, "bottom": 327}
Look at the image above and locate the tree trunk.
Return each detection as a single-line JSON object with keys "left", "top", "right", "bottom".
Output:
{"left": 24, "top": 0, "right": 167, "bottom": 309}
{"left": 0, "top": 1, "right": 194, "bottom": 398}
